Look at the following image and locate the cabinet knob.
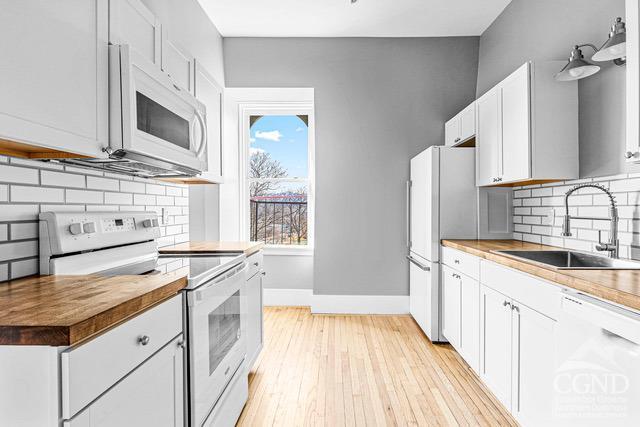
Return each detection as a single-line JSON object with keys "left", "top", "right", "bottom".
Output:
{"left": 177, "top": 340, "right": 185, "bottom": 349}
{"left": 502, "top": 300, "right": 511, "bottom": 308}
{"left": 454, "top": 137, "right": 461, "bottom": 143}
{"left": 261, "top": 271, "right": 266, "bottom": 276}
{"left": 253, "top": 262, "right": 259, "bottom": 267}
{"left": 454, "top": 259, "right": 460, "bottom": 264}
{"left": 625, "top": 151, "right": 638, "bottom": 159}
{"left": 138, "top": 335, "right": 150, "bottom": 346}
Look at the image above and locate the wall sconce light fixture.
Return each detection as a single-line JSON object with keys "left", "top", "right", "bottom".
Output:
{"left": 555, "top": 17, "right": 626, "bottom": 82}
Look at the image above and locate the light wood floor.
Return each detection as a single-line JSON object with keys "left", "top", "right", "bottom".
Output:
{"left": 237, "top": 307, "right": 517, "bottom": 426}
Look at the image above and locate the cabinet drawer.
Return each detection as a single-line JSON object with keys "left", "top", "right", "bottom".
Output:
{"left": 442, "top": 246, "right": 480, "bottom": 280}
{"left": 61, "top": 294, "right": 183, "bottom": 419}
{"left": 247, "top": 251, "right": 263, "bottom": 279}
{"left": 480, "top": 260, "right": 560, "bottom": 320}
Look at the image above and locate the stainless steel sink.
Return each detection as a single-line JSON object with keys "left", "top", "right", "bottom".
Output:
{"left": 493, "top": 250, "right": 640, "bottom": 270}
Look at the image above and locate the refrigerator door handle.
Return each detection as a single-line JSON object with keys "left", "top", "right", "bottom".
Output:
{"left": 407, "top": 255, "right": 430, "bottom": 271}
{"left": 406, "top": 180, "right": 412, "bottom": 249}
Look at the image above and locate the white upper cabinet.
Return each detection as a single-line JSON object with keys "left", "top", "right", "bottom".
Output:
{"left": 445, "top": 101, "right": 475, "bottom": 146}
{"left": 626, "top": 0, "right": 640, "bottom": 162}
{"left": 162, "top": 28, "right": 196, "bottom": 94}
{"left": 476, "top": 62, "right": 579, "bottom": 187}
{"left": 476, "top": 86, "right": 502, "bottom": 186}
{"left": 0, "top": 0, "right": 108, "bottom": 158}
{"left": 109, "top": 0, "right": 161, "bottom": 67}
{"left": 195, "top": 62, "right": 224, "bottom": 183}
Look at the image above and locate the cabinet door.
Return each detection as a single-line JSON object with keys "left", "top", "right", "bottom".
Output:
{"left": 480, "top": 285, "right": 512, "bottom": 409}
{"left": 460, "top": 275, "right": 480, "bottom": 373}
{"left": 195, "top": 62, "right": 223, "bottom": 183}
{"left": 245, "top": 272, "right": 264, "bottom": 369}
{"left": 511, "top": 302, "right": 555, "bottom": 426}
{"left": 109, "top": 0, "right": 161, "bottom": 66}
{"left": 64, "top": 335, "right": 184, "bottom": 427}
{"left": 501, "top": 63, "right": 531, "bottom": 183}
{"left": 626, "top": 0, "right": 640, "bottom": 163}
{"left": 459, "top": 102, "right": 476, "bottom": 143}
{"left": 476, "top": 87, "right": 502, "bottom": 186}
{"left": 441, "top": 266, "right": 461, "bottom": 349}
{"left": 444, "top": 116, "right": 460, "bottom": 146}
{"left": 161, "top": 28, "right": 195, "bottom": 94}
{"left": 0, "top": 0, "right": 108, "bottom": 158}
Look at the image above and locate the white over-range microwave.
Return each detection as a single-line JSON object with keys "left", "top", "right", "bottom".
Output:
{"left": 64, "top": 44, "right": 208, "bottom": 178}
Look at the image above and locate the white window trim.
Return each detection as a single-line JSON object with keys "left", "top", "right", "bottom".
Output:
{"left": 238, "top": 101, "right": 315, "bottom": 256}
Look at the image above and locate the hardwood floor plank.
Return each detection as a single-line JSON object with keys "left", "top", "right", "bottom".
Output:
{"left": 237, "top": 307, "right": 517, "bottom": 427}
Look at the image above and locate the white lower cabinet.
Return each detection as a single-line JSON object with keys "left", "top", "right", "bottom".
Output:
{"left": 480, "top": 284, "right": 513, "bottom": 409}
{"left": 244, "top": 251, "right": 264, "bottom": 370}
{"left": 64, "top": 335, "right": 184, "bottom": 427}
{"left": 245, "top": 270, "right": 264, "bottom": 369}
{"left": 480, "top": 279, "right": 557, "bottom": 426}
{"left": 441, "top": 266, "right": 461, "bottom": 349}
{"left": 442, "top": 263, "right": 480, "bottom": 373}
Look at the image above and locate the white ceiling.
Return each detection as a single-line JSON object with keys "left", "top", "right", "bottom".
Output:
{"left": 198, "top": 0, "right": 512, "bottom": 37}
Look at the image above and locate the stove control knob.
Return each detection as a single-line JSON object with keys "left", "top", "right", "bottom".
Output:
{"left": 83, "top": 222, "right": 97, "bottom": 234}
{"left": 143, "top": 218, "right": 159, "bottom": 228}
{"left": 69, "top": 223, "right": 84, "bottom": 235}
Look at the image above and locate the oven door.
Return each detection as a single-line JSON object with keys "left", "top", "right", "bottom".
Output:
{"left": 111, "top": 45, "right": 208, "bottom": 173}
{"left": 187, "top": 262, "right": 247, "bottom": 426}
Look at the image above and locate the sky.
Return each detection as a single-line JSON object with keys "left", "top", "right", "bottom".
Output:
{"left": 250, "top": 115, "right": 308, "bottom": 179}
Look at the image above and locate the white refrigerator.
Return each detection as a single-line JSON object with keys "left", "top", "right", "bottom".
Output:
{"left": 407, "top": 146, "right": 478, "bottom": 342}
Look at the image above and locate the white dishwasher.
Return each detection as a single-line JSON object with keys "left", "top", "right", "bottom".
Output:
{"left": 554, "top": 291, "right": 640, "bottom": 427}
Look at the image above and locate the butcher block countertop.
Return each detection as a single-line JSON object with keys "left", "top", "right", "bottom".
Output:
{"left": 159, "top": 241, "right": 264, "bottom": 257}
{"left": 442, "top": 239, "right": 640, "bottom": 312}
{"left": 0, "top": 271, "right": 187, "bottom": 346}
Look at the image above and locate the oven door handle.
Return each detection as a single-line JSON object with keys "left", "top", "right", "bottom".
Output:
{"left": 191, "top": 263, "right": 247, "bottom": 306}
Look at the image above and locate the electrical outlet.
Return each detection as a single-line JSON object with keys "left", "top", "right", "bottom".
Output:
{"left": 542, "top": 208, "right": 555, "bottom": 226}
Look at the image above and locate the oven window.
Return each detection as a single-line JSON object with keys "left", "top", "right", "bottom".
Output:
{"left": 207, "top": 290, "right": 241, "bottom": 375}
{"left": 136, "top": 92, "right": 190, "bottom": 149}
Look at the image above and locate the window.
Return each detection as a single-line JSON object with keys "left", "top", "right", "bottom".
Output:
{"left": 244, "top": 112, "right": 314, "bottom": 249}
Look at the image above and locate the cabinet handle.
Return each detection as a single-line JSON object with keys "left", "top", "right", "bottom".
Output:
{"left": 172, "top": 83, "right": 181, "bottom": 91}
{"left": 138, "top": 335, "right": 150, "bottom": 346}
{"left": 454, "top": 259, "right": 460, "bottom": 264}
{"left": 512, "top": 305, "right": 520, "bottom": 313}
{"left": 454, "top": 137, "right": 461, "bottom": 143}
{"left": 253, "top": 262, "right": 259, "bottom": 266}
{"left": 261, "top": 271, "right": 266, "bottom": 276}
{"left": 177, "top": 340, "right": 185, "bottom": 349}
{"left": 502, "top": 300, "right": 511, "bottom": 308}
{"left": 625, "top": 151, "right": 638, "bottom": 159}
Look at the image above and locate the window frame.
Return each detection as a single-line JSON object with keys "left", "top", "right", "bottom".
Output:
{"left": 238, "top": 102, "right": 315, "bottom": 255}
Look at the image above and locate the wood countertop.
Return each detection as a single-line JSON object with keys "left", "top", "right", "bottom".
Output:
{"left": 0, "top": 271, "right": 187, "bottom": 346}
{"left": 159, "top": 241, "right": 265, "bottom": 257}
{"left": 442, "top": 239, "right": 640, "bottom": 312}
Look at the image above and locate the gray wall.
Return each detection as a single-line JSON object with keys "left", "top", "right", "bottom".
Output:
{"left": 223, "top": 37, "right": 479, "bottom": 296}
{"left": 477, "top": 0, "right": 633, "bottom": 178}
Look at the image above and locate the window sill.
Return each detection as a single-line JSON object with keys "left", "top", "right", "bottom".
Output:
{"left": 263, "top": 245, "right": 314, "bottom": 256}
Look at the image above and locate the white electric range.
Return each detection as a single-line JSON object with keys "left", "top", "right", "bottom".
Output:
{"left": 39, "top": 211, "right": 249, "bottom": 427}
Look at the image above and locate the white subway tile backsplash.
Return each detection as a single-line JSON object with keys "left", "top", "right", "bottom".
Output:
{"left": 11, "top": 185, "right": 64, "bottom": 203}
{"left": 0, "top": 165, "right": 39, "bottom": 184}
{"left": 0, "top": 162, "right": 189, "bottom": 280}
{"left": 120, "top": 180, "right": 146, "bottom": 194}
{"left": 66, "top": 189, "right": 103, "bottom": 204}
{"left": 10, "top": 223, "right": 38, "bottom": 240}
{"left": 512, "top": 173, "right": 640, "bottom": 260}
{"left": 87, "top": 176, "right": 119, "bottom": 191}
{"left": 41, "top": 170, "right": 85, "bottom": 188}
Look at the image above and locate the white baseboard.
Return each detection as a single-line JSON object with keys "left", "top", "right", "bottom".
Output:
{"left": 263, "top": 288, "right": 313, "bottom": 307}
{"left": 311, "top": 294, "right": 409, "bottom": 315}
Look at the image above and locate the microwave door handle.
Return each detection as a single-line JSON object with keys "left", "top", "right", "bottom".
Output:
{"left": 194, "top": 109, "right": 207, "bottom": 159}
